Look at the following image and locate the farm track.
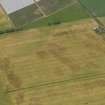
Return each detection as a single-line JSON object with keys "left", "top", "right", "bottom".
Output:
{"left": 7, "top": 71, "right": 105, "bottom": 94}
{"left": 33, "top": 0, "right": 46, "bottom": 17}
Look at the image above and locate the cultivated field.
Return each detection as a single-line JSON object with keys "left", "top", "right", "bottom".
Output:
{"left": 9, "top": 4, "right": 43, "bottom": 27}
{"left": 23, "top": 0, "right": 105, "bottom": 29}
{"left": 9, "top": 0, "right": 75, "bottom": 27}
{"left": 23, "top": 1, "right": 89, "bottom": 29}
{"left": 37, "top": 0, "right": 75, "bottom": 14}
{"left": 1, "top": 19, "right": 105, "bottom": 105}
{"left": 81, "top": 0, "right": 105, "bottom": 25}
{"left": 1, "top": 0, "right": 105, "bottom": 29}
{"left": 81, "top": 0, "right": 105, "bottom": 17}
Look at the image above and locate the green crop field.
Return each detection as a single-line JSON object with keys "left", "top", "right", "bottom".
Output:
{"left": 23, "top": 0, "right": 105, "bottom": 29}
{"left": 1, "top": 0, "right": 105, "bottom": 30}
{"left": 1, "top": 18, "right": 105, "bottom": 105}
{"left": 81, "top": 0, "right": 105, "bottom": 17}
{"left": 23, "top": 2, "right": 89, "bottom": 29}
{"left": 8, "top": 0, "right": 75, "bottom": 27}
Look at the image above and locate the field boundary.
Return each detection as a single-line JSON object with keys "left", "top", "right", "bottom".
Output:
{"left": 33, "top": 0, "right": 46, "bottom": 17}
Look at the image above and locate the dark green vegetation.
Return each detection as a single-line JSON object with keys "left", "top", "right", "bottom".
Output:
{"left": 1, "top": 0, "right": 105, "bottom": 31}
{"left": 81, "top": 0, "right": 105, "bottom": 17}
{"left": 0, "top": 0, "right": 105, "bottom": 31}
{"left": 23, "top": 0, "right": 105, "bottom": 29}
{"left": 0, "top": 27, "right": 23, "bottom": 35}
{"left": 23, "top": 2, "right": 89, "bottom": 29}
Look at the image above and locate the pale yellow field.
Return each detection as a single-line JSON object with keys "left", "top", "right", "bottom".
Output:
{"left": 1, "top": 19, "right": 105, "bottom": 105}
{"left": 0, "top": 8, "right": 11, "bottom": 29}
